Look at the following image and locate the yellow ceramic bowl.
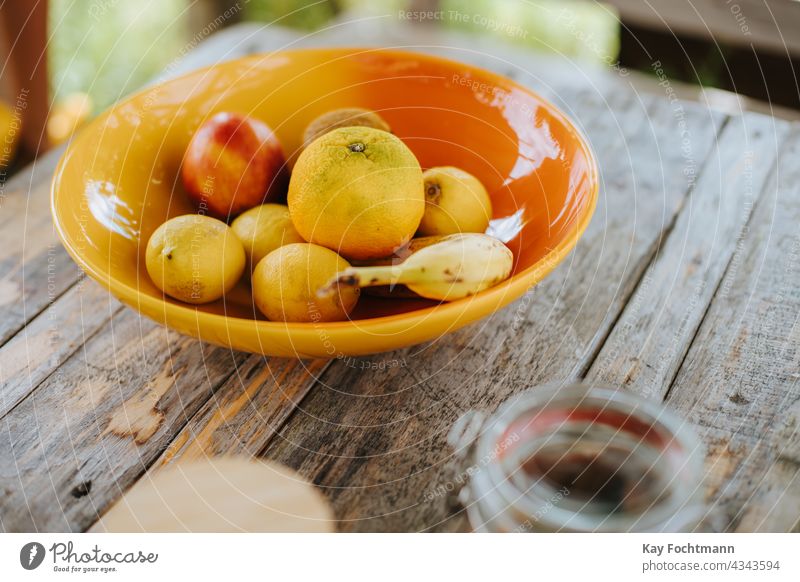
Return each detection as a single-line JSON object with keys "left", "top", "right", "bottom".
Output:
{"left": 51, "top": 48, "right": 598, "bottom": 358}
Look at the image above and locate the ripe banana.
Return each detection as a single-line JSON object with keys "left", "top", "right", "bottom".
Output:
{"left": 353, "top": 235, "right": 480, "bottom": 298}
{"left": 319, "top": 233, "right": 513, "bottom": 301}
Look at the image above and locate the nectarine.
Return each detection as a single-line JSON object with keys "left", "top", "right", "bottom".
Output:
{"left": 181, "top": 112, "right": 287, "bottom": 219}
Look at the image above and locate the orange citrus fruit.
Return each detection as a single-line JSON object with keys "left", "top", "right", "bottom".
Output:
{"left": 287, "top": 126, "right": 424, "bottom": 261}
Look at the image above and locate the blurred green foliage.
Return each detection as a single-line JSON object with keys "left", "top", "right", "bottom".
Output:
{"left": 50, "top": 0, "right": 187, "bottom": 109}
{"left": 440, "top": 0, "right": 619, "bottom": 61}
{"left": 50, "top": 0, "right": 619, "bottom": 111}
{"left": 244, "top": 0, "right": 342, "bottom": 30}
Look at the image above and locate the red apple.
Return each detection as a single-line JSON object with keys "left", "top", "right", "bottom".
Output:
{"left": 181, "top": 112, "right": 287, "bottom": 219}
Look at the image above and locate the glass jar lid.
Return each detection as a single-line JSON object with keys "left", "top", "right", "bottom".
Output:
{"left": 456, "top": 382, "right": 706, "bottom": 532}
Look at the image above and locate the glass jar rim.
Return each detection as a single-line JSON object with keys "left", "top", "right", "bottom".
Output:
{"left": 474, "top": 382, "right": 706, "bottom": 532}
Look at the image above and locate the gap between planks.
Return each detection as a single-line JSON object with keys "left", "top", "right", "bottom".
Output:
{"left": 664, "top": 123, "right": 800, "bottom": 532}
{"left": 585, "top": 112, "right": 790, "bottom": 398}
{"left": 575, "top": 113, "right": 734, "bottom": 382}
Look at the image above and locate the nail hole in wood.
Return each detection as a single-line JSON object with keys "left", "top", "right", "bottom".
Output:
{"left": 71, "top": 481, "right": 92, "bottom": 498}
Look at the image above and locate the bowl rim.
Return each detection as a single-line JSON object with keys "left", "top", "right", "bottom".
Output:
{"left": 51, "top": 46, "right": 599, "bottom": 340}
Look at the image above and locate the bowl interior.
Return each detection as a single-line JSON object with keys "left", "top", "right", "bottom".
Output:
{"left": 53, "top": 48, "right": 595, "bottom": 324}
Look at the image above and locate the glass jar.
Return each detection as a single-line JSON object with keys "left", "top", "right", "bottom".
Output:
{"left": 449, "top": 383, "right": 706, "bottom": 532}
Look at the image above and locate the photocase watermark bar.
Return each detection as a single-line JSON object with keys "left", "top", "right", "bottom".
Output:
{"left": 0, "top": 534, "right": 796, "bottom": 578}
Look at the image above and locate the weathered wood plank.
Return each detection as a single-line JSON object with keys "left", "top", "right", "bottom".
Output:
{"left": 0, "top": 310, "right": 249, "bottom": 532}
{"left": 586, "top": 113, "right": 791, "bottom": 397}
{"left": 665, "top": 124, "right": 800, "bottom": 532}
{"left": 156, "top": 357, "right": 328, "bottom": 466}
{"left": 262, "top": 88, "right": 725, "bottom": 531}
{"left": 734, "top": 398, "right": 800, "bottom": 532}
{"left": 0, "top": 279, "right": 123, "bottom": 419}
{"left": 0, "top": 145, "right": 82, "bottom": 348}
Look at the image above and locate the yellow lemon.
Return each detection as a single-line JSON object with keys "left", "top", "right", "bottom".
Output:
{"left": 302, "top": 107, "right": 391, "bottom": 148}
{"left": 288, "top": 126, "right": 424, "bottom": 261}
{"left": 252, "top": 243, "right": 358, "bottom": 322}
{"left": 418, "top": 166, "right": 492, "bottom": 236}
{"left": 231, "top": 204, "right": 305, "bottom": 271}
{"left": 145, "top": 214, "right": 245, "bottom": 304}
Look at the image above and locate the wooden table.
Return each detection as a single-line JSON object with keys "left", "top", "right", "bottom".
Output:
{"left": 1, "top": 19, "right": 798, "bottom": 533}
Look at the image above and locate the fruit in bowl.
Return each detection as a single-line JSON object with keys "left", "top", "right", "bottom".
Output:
{"left": 323, "top": 233, "right": 513, "bottom": 302}
{"left": 288, "top": 126, "right": 424, "bottom": 261}
{"left": 51, "top": 48, "right": 598, "bottom": 357}
{"left": 252, "top": 243, "right": 359, "bottom": 323}
{"left": 418, "top": 166, "right": 493, "bottom": 236}
{"left": 302, "top": 107, "right": 391, "bottom": 149}
{"left": 144, "top": 112, "right": 510, "bottom": 319}
{"left": 231, "top": 203, "right": 305, "bottom": 272}
{"left": 145, "top": 215, "right": 245, "bottom": 304}
{"left": 181, "top": 112, "right": 287, "bottom": 219}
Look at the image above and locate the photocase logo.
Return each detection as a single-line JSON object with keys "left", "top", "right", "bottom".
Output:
{"left": 19, "top": 542, "right": 46, "bottom": 570}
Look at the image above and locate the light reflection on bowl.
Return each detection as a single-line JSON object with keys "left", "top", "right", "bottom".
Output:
{"left": 86, "top": 180, "right": 138, "bottom": 240}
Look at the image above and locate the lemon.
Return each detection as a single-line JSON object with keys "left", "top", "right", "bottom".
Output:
{"left": 418, "top": 167, "right": 492, "bottom": 236}
{"left": 231, "top": 204, "right": 305, "bottom": 271}
{"left": 252, "top": 243, "right": 358, "bottom": 322}
{"left": 302, "top": 107, "right": 391, "bottom": 148}
{"left": 145, "top": 214, "right": 245, "bottom": 304}
{"left": 288, "top": 126, "right": 424, "bottom": 261}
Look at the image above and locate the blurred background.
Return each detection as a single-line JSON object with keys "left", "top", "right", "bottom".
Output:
{"left": 1, "top": 0, "right": 798, "bottom": 171}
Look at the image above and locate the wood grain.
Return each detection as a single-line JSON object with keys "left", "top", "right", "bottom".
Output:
{"left": 586, "top": 113, "right": 791, "bottom": 397}
{"left": 734, "top": 397, "right": 800, "bottom": 532}
{"left": 0, "top": 145, "right": 82, "bottom": 348}
{"left": 665, "top": 125, "right": 800, "bottom": 532}
{"left": 156, "top": 357, "right": 328, "bottom": 465}
{"left": 0, "top": 280, "right": 122, "bottom": 420}
{"left": 0, "top": 310, "right": 249, "bottom": 532}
